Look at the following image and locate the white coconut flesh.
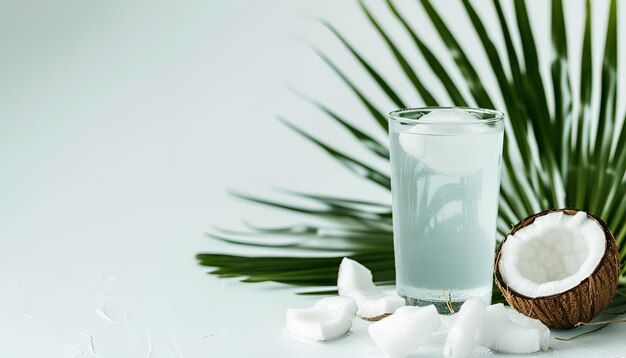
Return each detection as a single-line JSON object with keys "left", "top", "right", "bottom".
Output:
{"left": 285, "top": 296, "right": 357, "bottom": 341}
{"left": 338, "top": 258, "right": 405, "bottom": 319}
{"left": 498, "top": 211, "right": 606, "bottom": 298}
{"left": 337, "top": 257, "right": 378, "bottom": 298}
{"left": 424, "top": 315, "right": 453, "bottom": 347}
{"left": 314, "top": 296, "right": 358, "bottom": 318}
{"left": 476, "top": 304, "right": 552, "bottom": 354}
{"left": 368, "top": 305, "right": 441, "bottom": 358}
{"left": 356, "top": 292, "right": 405, "bottom": 320}
{"left": 398, "top": 108, "right": 498, "bottom": 176}
{"left": 507, "top": 307, "right": 554, "bottom": 351}
{"left": 443, "top": 298, "right": 486, "bottom": 358}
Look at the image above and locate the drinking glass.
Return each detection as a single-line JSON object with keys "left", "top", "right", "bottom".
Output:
{"left": 388, "top": 107, "right": 504, "bottom": 313}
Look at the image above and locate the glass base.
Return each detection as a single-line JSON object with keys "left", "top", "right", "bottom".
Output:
{"left": 399, "top": 288, "right": 492, "bottom": 315}
{"left": 401, "top": 295, "right": 465, "bottom": 315}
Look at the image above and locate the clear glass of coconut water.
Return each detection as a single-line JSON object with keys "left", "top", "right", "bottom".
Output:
{"left": 388, "top": 107, "right": 504, "bottom": 314}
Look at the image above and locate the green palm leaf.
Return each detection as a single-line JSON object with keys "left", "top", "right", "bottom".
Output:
{"left": 359, "top": 0, "right": 438, "bottom": 106}
{"left": 288, "top": 88, "right": 390, "bottom": 159}
{"left": 419, "top": 0, "right": 494, "bottom": 109}
{"left": 311, "top": 47, "right": 389, "bottom": 132}
{"left": 572, "top": 0, "right": 593, "bottom": 210}
{"left": 589, "top": 0, "right": 618, "bottom": 215}
{"left": 320, "top": 19, "right": 406, "bottom": 109}
{"left": 385, "top": 0, "right": 468, "bottom": 106}
{"left": 198, "top": 0, "right": 626, "bottom": 316}
{"left": 278, "top": 117, "right": 391, "bottom": 190}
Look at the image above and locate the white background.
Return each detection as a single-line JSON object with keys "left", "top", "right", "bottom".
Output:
{"left": 1, "top": 0, "right": 625, "bottom": 356}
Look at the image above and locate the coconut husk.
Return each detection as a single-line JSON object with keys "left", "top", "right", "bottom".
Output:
{"left": 362, "top": 313, "right": 391, "bottom": 321}
{"left": 494, "top": 209, "right": 620, "bottom": 328}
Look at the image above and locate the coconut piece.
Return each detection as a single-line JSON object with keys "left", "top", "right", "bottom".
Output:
{"left": 337, "top": 257, "right": 378, "bottom": 298}
{"left": 285, "top": 296, "right": 357, "bottom": 341}
{"left": 398, "top": 108, "right": 499, "bottom": 176}
{"left": 285, "top": 308, "right": 352, "bottom": 341}
{"left": 356, "top": 292, "right": 405, "bottom": 321}
{"left": 426, "top": 330, "right": 448, "bottom": 347}
{"left": 495, "top": 209, "right": 620, "bottom": 328}
{"left": 443, "top": 298, "right": 486, "bottom": 358}
{"left": 424, "top": 315, "right": 453, "bottom": 347}
{"left": 508, "top": 309, "right": 553, "bottom": 351}
{"left": 314, "top": 296, "right": 358, "bottom": 318}
{"left": 369, "top": 305, "right": 441, "bottom": 358}
{"left": 476, "top": 304, "right": 551, "bottom": 354}
{"left": 337, "top": 258, "right": 405, "bottom": 320}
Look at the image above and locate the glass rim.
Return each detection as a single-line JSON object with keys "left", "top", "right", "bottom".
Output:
{"left": 388, "top": 106, "right": 505, "bottom": 125}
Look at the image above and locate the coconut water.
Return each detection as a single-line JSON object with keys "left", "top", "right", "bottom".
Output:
{"left": 388, "top": 108, "right": 504, "bottom": 313}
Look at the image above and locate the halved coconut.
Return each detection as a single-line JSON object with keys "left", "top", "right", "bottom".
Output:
{"left": 495, "top": 209, "right": 620, "bottom": 328}
{"left": 338, "top": 258, "right": 405, "bottom": 320}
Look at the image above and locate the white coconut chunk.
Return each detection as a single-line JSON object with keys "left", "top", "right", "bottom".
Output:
{"left": 369, "top": 305, "right": 441, "bottom": 358}
{"left": 426, "top": 330, "right": 448, "bottom": 347}
{"left": 424, "top": 315, "right": 453, "bottom": 347}
{"left": 337, "top": 258, "right": 405, "bottom": 319}
{"left": 285, "top": 307, "right": 353, "bottom": 341}
{"left": 313, "top": 296, "right": 358, "bottom": 318}
{"left": 337, "top": 257, "right": 378, "bottom": 298}
{"left": 476, "top": 304, "right": 551, "bottom": 354}
{"left": 443, "top": 298, "right": 486, "bottom": 358}
{"left": 398, "top": 108, "right": 500, "bottom": 176}
{"left": 285, "top": 296, "right": 357, "bottom": 341}
{"left": 498, "top": 211, "right": 606, "bottom": 297}
{"left": 356, "top": 292, "right": 405, "bottom": 320}
{"left": 508, "top": 308, "right": 553, "bottom": 351}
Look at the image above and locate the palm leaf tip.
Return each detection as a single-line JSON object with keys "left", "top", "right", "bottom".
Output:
{"left": 308, "top": 46, "right": 389, "bottom": 132}
{"left": 319, "top": 18, "right": 406, "bottom": 109}
{"left": 277, "top": 116, "right": 391, "bottom": 190}
{"left": 287, "top": 87, "right": 390, "bottom": 159}
{"left": 359, "top": 0, "right": 438, "bottom": 106}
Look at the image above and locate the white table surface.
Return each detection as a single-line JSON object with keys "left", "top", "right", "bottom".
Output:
{"left": 2, "top": 0, "right": 626, "bottom": 356}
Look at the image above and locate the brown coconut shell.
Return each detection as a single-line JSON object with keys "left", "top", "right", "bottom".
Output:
{"left": 494, "top": 208, "right": 620, "bottom": 328}
{"left": 361, "top": 313, "right": 390, "bottom": 321}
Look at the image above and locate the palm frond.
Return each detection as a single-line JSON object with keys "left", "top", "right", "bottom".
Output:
{"left": 589, "top": 0, "right": 618, "bottom": 215}
{"left": 311, "top": 47, "right": 388, "bottom": 132}
{"left": 277, "top": 116, "right": 391, "bottom": 190}
{"left": 230, "top": 190, "right": 391, "bottom": 227}
{"left": 572, "top": 0, "right": 593, "bottom": 210}
{"left": 197, "top": 252, "right": 395, "bottom": 286}
{"left": 550, "top": 0, "right": 573, "bottom": 181}
{"left": 320, "top": 19, "right": 406, "bottom": 109}
{"left": 385, "top": 0, "right": 468, "bottom": 106}
{"left": 358, "top": 0, "right": 438, "bottom": 105}
{"left": 288, "top": 88, "right": 389, "bottom": 159}
{"left": 419, "top": 0, "right": 493, "bottom": 109}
